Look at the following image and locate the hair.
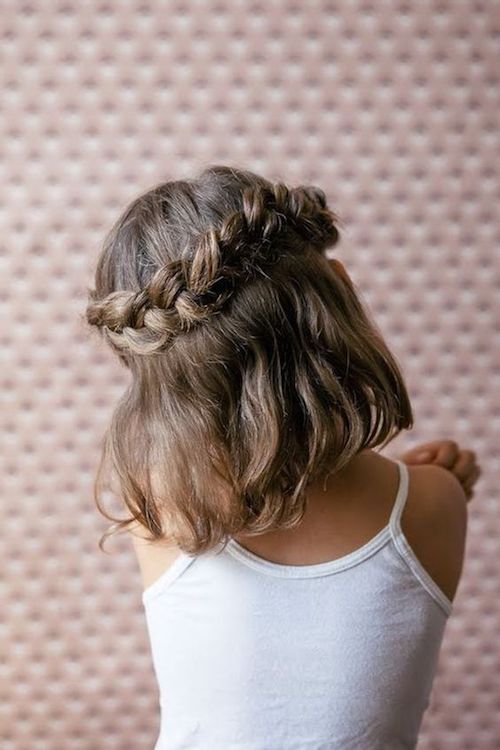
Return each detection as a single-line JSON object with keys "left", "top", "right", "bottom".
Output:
{"left": 84, "top": 164, "right": 414, "bottom": 555}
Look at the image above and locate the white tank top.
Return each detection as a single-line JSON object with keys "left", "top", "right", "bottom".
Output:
{"left": 142, "top": 459, "right": 453, "bottom": 750}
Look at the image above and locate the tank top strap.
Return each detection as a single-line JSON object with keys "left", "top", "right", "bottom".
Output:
{"left": 388, "top": 459, "right": 410, "bottom": 539}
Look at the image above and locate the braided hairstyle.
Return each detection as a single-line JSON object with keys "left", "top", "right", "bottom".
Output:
{"left": 86, "top": 173, "right": 340, "bottom": 357}
{"left": 85, "top": 165, "right": 413, "bottom": 555}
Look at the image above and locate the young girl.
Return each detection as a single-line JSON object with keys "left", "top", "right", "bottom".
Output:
{"left": 85, "top": 164, "right": 480, "bottom": 749}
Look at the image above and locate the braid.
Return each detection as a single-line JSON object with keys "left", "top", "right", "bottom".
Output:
{"left": 86, "top": 180, "right": 340, "bottom": 356}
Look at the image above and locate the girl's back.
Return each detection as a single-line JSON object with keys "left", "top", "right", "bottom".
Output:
{"left": 136, "top": 451, "right": 466, "bottom": 750}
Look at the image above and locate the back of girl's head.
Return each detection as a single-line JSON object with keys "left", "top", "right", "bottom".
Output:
{"left": 85, "top": 164, "right": 413, "bottom": 554}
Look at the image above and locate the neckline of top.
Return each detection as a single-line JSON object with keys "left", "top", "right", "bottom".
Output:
{"left": 223, "top": 459, "right": 409, "bottom": 578}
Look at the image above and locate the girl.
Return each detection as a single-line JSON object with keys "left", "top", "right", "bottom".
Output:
{"left": 85, "top": 165, "right": 480, "bottom": 749}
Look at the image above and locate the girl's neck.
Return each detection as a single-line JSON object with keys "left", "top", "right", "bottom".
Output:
{"left": 234, "top": 449, "right": 379, "bottom": 546}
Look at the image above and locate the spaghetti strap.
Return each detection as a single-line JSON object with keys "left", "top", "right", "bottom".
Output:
{"left": 389, "top": 460, "right": 410, "bottom": 539}
{"left": 388, "top": 458, "right": 453, "bottom": 617}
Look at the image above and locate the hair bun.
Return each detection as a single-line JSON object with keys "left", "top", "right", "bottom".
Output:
{"left": 234, "top": 181, "right": 339, "bottom": 253}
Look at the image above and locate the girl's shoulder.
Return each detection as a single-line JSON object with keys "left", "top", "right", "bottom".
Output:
{"left": 128, "top": 520, "right": 182, "bottom": 593}
{"left": 401, "top": 460, "right": 468, "bottom": 605}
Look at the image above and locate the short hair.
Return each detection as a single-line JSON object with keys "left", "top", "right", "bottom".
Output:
{"left": 85, "top": 164, "right": 413, "bottom": 554}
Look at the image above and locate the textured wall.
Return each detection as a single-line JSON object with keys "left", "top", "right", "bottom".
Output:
{"left": 1, "top": 1, "right": 498, "bottom": 748}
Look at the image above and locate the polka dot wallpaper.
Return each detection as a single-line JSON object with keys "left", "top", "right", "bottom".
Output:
{"left": 0, "top": 1, "right": 498, "bottom": 748}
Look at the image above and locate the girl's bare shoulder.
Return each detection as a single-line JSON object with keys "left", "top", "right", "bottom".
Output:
{"left": 400, "top": 460, "right": 469, "bottom": 604}
{"left": 128, "top": 519, "right": 182, "bottom": 592}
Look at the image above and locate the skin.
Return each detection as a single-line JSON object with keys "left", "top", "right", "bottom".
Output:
{"left": 399, "top": 440, "right": 481, "bottom": 503}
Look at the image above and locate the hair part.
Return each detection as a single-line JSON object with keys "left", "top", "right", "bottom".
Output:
{"left": 85, "top": 164, "right": 413, "bottom": 555}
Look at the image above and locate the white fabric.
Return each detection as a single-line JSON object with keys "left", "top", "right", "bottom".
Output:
{"left": 142, "top": 459, "right": 452, "bottom": 749}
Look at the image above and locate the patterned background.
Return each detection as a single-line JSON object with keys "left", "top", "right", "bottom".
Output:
{"left": 1, "top": 1, "right": 498, "bottom": 748}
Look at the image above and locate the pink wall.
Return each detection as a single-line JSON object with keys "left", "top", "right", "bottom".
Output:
{"left": 1, "top": 2, "right": 498, "bottom": 748}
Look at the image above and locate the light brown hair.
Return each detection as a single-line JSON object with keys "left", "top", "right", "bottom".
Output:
{"left": 85, "top": 164, "right": 413, "bottom": 555}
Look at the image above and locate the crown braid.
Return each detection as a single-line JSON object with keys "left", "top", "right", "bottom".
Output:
{"left": 86, "top": 180, "right": 340, "bottom": 355}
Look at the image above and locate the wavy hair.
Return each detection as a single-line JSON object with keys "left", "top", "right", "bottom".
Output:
{"left": 85, "top": 164, "right": 413, "bottom": 555}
